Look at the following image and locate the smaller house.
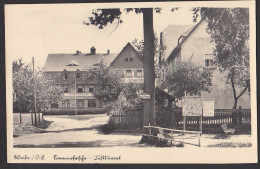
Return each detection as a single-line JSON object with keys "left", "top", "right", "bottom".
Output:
{"left": 162, "top": 18, "right": 250, "bottom": 109}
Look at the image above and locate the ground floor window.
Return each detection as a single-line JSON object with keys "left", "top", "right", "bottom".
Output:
{"left": 88, "top": 99, "right": 96, "bottom": 107}
{"left": 62, "top": 100, "right": 70, "bottom": 108}
{"left": 51, "top": 103, "right": 59, "bottom": 108}
{"left": 77, "top": 99, "right": 84, "bottom": 108}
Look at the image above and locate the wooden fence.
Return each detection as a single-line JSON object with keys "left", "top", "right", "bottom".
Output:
{"left": 109, "top": 108, "right": 251, "bottom": 132}
{"left": 13, "top": 113, "right": 43, "bottom": 125}
{"left": 109, "top": 110, "right": 143, "bottom": 130}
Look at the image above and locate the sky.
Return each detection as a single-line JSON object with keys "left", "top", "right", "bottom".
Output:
{"left": 5, "top": 3, "right": 200, "bottom": 68}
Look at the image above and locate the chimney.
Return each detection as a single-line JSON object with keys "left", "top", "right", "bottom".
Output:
{"left": 90, "top": 46, "right": 96, "bottom": 55}
{"left": 107, "top": 50, "right": 110, "bottom": 55}
{"left": 76, "top": 50, "right": 81, "bottom": 55}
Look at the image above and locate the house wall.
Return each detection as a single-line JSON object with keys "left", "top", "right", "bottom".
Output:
{"left": 168, "top": 20, "right": 250, "bottom": 109}
{"left": 44, "top": 71, "right": 102, "bottom": 110}
{"left": 110, "top": 44, "right": 144, "bottom": 83}
{"left": 180, "top": 21, "right": 215, "bottom": 67}
{"left": 111, "top": 45, "right": 143, "bottom": 69}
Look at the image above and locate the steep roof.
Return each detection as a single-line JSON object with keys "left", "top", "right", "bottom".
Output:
{"left": 166, "top": 18, "right": 205, "bottom": 62}
{"left": 162, "top": 24, "right": 194, "bottom": 59}
{"left": 109, "top": 42, "right": 143, "bottom": 67}
{"left": 43, "top": 53, "right": 118, "bottom": 72}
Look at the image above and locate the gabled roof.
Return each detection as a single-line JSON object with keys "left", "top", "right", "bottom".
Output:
{"left": 43, "top": 42, "right": 141, "bottom": 72}
{"left": 43, "top": 52, "right": 118, "bottom": 72}
{"left": 109, "top": 42, "right": 143, "bottom": 67}
{"left": 162, "top": 24, "right": 194, "bottom": 59}
{"left": 166, "top": 18, "right": 205, "bottom": 62}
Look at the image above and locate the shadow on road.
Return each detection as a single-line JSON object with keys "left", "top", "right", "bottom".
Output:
{"left": 38, "top": 124, "right": 104, "bottom": 134}
{"left": 13, "top": 139, "right": 139, "bottom": 148}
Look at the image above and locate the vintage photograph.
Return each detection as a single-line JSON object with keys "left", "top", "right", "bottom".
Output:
{"left": 5, "top": 1, "right": 257, "bottom": 163}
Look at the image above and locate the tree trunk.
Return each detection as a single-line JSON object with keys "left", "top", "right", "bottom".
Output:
{"left": 139, "top": 8, "right": 156, "bottom": 144}
{"left": 233, "top": 98, "right": 238, "bottom": 110}
{"left": 142, "top": 8, "right": 156, "bottom": 127}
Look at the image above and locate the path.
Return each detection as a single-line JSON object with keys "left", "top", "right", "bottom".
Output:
{"left": 13, "top": 114, "right": 141, "bottom": 148}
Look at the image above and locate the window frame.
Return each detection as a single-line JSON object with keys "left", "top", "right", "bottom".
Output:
{"left": 137, "top": 70, "right": 142, "bottom": 77}
{"left": 205, "top": 59, "right": 214, "bottom": 67}
{"left": 77, "top": 85, "right": 84, "bottom": 93}
{"left": 63, "top": 71, "right": 68, "bottom": 80}
{"left": 89, "top": 87, "right": 94, "bottom": 93}
{"left": 126, "top": 70, "right": 132, "bottom": 77}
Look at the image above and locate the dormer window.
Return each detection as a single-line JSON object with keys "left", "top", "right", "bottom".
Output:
{"left": 76, "top": 69, "right": 81, "bottom": 80}
{"left": 63, "top": 70, "right": 68, "bottom": 80}
{"left": 76, "top": 72, "right": 81, "bottom": 80}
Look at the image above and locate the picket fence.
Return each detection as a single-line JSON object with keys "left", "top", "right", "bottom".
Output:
{"left": 13, "top": 113, "right": 43, "bottom": 125}
{"left": 109, "top": 109, "right": 251, "bottom": 131}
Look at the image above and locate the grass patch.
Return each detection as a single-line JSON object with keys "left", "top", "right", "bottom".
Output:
{"left": 208, "top": 142, "right": 252, "bottom": 147}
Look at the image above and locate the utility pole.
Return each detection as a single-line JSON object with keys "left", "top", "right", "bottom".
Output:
{"left": 32, "top": 57, "right": 37, "bottom": 126}
{"left": 74, "top": 71, "right": 77, "bottom": 115}
{"left": 142, "top": 8, "right": 156, "bottom": 127}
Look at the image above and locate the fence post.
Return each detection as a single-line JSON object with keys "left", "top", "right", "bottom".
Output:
{"left": 239, "top": 106, "right": 242, "bottom": 125}
{"left": 198, "top": 133, "right": 200, "bottom": 147}
{"left": 20, "top": 112, "right": 22, "bottom": 125}
{"left": 148, "top": 123, "right": 151, "bottom": 137}
{"left": 183, "top": 116, "right": 186, "bottom": 131}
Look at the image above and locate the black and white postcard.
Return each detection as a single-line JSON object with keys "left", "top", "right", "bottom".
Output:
{"left": 5, "top": 1, "right": 257, "bottom": 163}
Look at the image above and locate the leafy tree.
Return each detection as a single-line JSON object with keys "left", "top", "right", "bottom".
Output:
{"left": 12, "top": 60, "right": 63, "bottom": 113}
{"left": 165, "top": 61, "right": 213, "bottom": 100}
{"left": 86, "top": 60, "right": 124, "bottom": 103}
{"left": 192, "top": 8, "right": 250, "bottom": 109}
{"left": 131, "top": 33, "right": 167, "bottom": 61}
{"left": 86, "top": 61, "right": 143, "bottom": 113}
{"left": 109, "top": 83, "right": 143, "bottom": 115}
{"left": 131, "top": 33, "right": 167, "bottom": 79}
{"left": 85, "top": 8, "right": 159, "bottom": 127}
{"left": 12, "top": 58, "right": 24, "bottom": 73}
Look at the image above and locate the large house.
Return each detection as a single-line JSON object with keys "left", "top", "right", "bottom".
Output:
{"left": 43, "top": 42, "right": 144, "bottom": 113}
{"left": 161, "top": 18, "right": 250, "bottom": 109}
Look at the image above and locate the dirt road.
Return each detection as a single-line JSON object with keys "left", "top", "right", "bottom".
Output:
{"left": 13, "top": 114, "right": 141, "bottom": 148}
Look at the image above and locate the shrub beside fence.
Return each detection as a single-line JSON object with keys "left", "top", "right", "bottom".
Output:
{"left": 13, "top": 113, "right": 43, "bottom": 125}
{"left": 109, "top": 108, "right": 251, "bottom": 132}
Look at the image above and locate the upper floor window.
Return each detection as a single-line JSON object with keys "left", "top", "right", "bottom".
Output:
{"left": 137, "top": 70, "right": 142, "bottom": 77}
{"left": 126, "top": 70, "right": 132, "bottom": 77}
{"left": 89, "top": 87, "right": 94, "bottom": 93}
{"left": 205, "top": 59, "right": 214, "bottom": 67}
{"left": 77, "top": 85, "right": 84, "bottom": 93}
{"left": 125, "top": 57, "right": 133, "bottom": 62}
{"left": 63, "top": 85, "right": 69, "bottom": 93}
